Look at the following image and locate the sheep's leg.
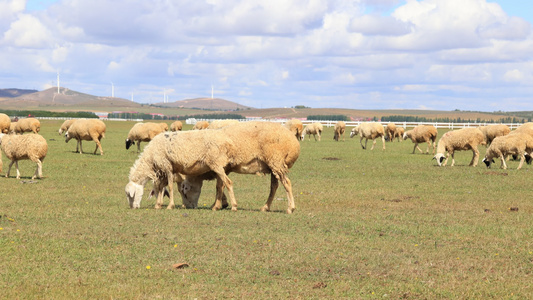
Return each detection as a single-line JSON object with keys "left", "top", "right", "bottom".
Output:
{"left": 15, "top": 161, "right": 21, "bottom": 179}
{"left": 261, "top": 173, "right": 279, "bottom": 212}
{"left": 516, "top": 153, "right": 525, "bottom": 170}
{"left": 381, "top": 136, "right": 385, "bottom": 150}
{"left": 166, "top": 173, "right": 175, "bottom": 209}
{"left": 370, "top": 139, "right": 377, "bottom": 151}
{"left": 78, "top": 140, "right": 83, "bottom": 154}
{"left": 137, "top": 141, "right": 141, "bottom": 153}
{"left": 470, "top": 147, "right": 479, "bottom": 167}
{"left": 32, "top": 159, "right": 43, "bottom": 180}
{"left": 281, "top": 175, "right": 296, "bottom": 214}
{"left": 6, "top": 160, "right": 15, "bottom": 178}
{"left": 213, "top": 173, "right": 235, "bottom": 211}
{"left": 359, "top": 137, "right": 366, "bottom": 149}
{"left": 442, "top": 153, "right": 450, "bottom": 167}
{"left": 92, "top": 136, "right": 103, "bottom": 155}
{"left": 318, "top": 132, "right": 321, "bottom": 141}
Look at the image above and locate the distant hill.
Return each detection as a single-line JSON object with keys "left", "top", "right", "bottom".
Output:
{"left": 0, "top": 88, "right": 38, "bottom": 98}
{"left": 156, "top": 97, "right": 251, "bottom": 110}
{"left": 0, "top": 87, "right": 143, "bottom": 109}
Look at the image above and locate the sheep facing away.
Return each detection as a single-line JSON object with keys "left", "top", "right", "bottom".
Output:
{"left": 333, "top": 121, "right": 346, "bottom": 141}
{"left": 301, "top": 122, "right": 323, "bottom": 141}
{"left": 13, "top": 118, "right": 40, "bottom": 134}
{"left": 433, "top": 127, "right": 485, "bottom": 167}
{"left": 125, "top": 122, "right": 168, "bottom": 152}
{"left": 193, "top": 121, "right": 209, "bottom": 130}
{"left": 284, "top": 119, "right": 304, "bottom": 141}
{"left": 170, "top": 121, "right": 183, "bottom": 132}
{"left": 403, "top": 125, "right": 438, "bottom": 154}
{"left": 58, "top": 119, "right": 77, "bottom": 135}
{"left": 0, "top": 133, "right": 48, "bottom": 179}
{"left": 482, "top": 132, "right": 533, "bottom": 170}
{"left": 350, "top": 122, "right": 385, "bottom": 150}
{"left": 478, "top": 124, "right": 511, "bottom": 145}
{"left": 65, "top": 119, "right": 106, "bottom": 155}
{"left": 0, "top": 113, "right": 11, "bottom": 134}
{"left": 125, "top": 121, "right": 300, "bottom": 214}
{"left": 385, "top": 123, "right": 397, "bottom": 142}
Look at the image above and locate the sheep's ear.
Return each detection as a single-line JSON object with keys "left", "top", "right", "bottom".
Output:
{"left": 439, "top": 157, "right": 445, "bottom": 163}
{"left": 125, "top": 182, "right": 136, "bottom": 198}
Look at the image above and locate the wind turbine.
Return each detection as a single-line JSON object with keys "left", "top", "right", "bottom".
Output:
{"left": 111, "top": 82, "right": 114, "bottom": 98}
{"left": 57, "top": 71, "right": 60, "bottom": 93}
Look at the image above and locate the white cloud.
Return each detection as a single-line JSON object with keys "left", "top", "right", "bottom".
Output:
{"left": 3, "top": 14, "right": 53, "bottom": 48}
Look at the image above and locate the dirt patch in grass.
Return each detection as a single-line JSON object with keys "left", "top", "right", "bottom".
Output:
{"left": 483, "top": 171, "right": 508, "bottom": 176}
{"left": 322, "top": 157, "right": 340, "bottom": 161}
{"left": 382, "top": 196, "right": 420, "bottom": 203}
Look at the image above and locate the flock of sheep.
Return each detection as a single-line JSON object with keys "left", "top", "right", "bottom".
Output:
{"left": 2, "top": 111, "right": 533, "bottom": 213}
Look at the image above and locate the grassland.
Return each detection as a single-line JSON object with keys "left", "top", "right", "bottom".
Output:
{"left": 0, "top": 120, "right": 532, "bottom": 299}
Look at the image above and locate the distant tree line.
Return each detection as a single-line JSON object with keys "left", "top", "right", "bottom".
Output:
{"left": 0, "top": 109, "right": 97, "bottom": 118}
{"left": 307, "top": 115, "right": 348, "bottom": 121}
{"left": 381, "top": 115, "right": 529, "bottom": 123}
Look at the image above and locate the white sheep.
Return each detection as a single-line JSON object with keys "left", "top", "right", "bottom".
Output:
{"left": 482, "top": 132, "right": 533, "bottom": 170}
{"left": 385, "top": 123, "right": 396, "bottom": 142}
{"left": 403, "top": 125, "right": 438, "bottom": 154}
{"left": 301, "top": 122, "right": 323, "bottom": 141}
{"left": 511, "top": 122, "right": 533, "bottom": 138}
{"left": 333, "top": 121, "right": 346, "bottom": 141}
{"left": 207, "top": 119, "right": 240, "bottom": 129}
{"left": 350, "top": 122, "right": 385, "bottom": 150}
{"left": 125, "top": 122, "right": 168, "bottom": 152}
{"left": 394, "top": 127, "right": 405, "bottom": 142}
{"left": 0, "top": 133, "right": 48, "bottom": 179}
{"left": 125, "top": 121, "right": 300, "bottom": 214}
{"left": 0, "top": 113, "right": 11, "bottom": 134}
{"left": 13, "top": 118, "right": 40, "bottom": 134}
{"left": 170, "top": 121, "right": 183, "bottom": 132}
{"left": 193, "top": 121, "right": 209, "bottom": 130}
{"left": 478, "top": 124, "right": 511, "bottom": 145}
{"left": 284, "top": 119, "right": 304, "bottom": 141}
{"left": 58, "top": 119, "right": 77, "bottom": 135}
{"left": 65, "top": 119, "right": 106, "bottom": 155}
{"left": 433, "top": 127, "right": 485, "bottom": 167}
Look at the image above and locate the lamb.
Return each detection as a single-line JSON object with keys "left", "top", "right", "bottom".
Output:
{"left": 482, "top": 133, "right": 533, "bottom": 170}
{"left": 125, "top": 121, "right": 300, "bottom": 214}
{"left": 394, "top": 127, "right": 405, "bottom": 142}
{"left": 284, "top": 119, "right": 304, "bottom": 141}
{"left": 0, "top": 133, "right": 48, "bottom": 179}
{"left": 125, "top": 122, "right": 168, "bottom": 152}
{"left": 0, "top": 113, "right": 11, "bottom": 134}
{"left": 350, "top": 122, "right": 386, "bottom": 150}
{"left": 170, "top": 121, "right": 183, "bottom": 132}
{"left": 207, "top": 119, "right": 240, "bottom": 129}
{"left": 385, "top": 123, "right": 396, "bottom": 142}
{"left": 433, "top": 127, "right": 485, "bottom": 167}
{"left": 58, "top": 119, "right": 77, "bottom": 135}
{"left": 193, "top": 121, "right": 209, "bottom": 130}
{"left": 65, "top": 119, "right": 106, "bottom": 155}
{"left": 333, "top": 121, "right": 346, "bottom": 141}
{"left": 301, "top": 122, "right": 323, "bottom": 141}
{"left": 403, "top": 125, "right": 438, "bottom": 154}
{"left": 13, "top": 118, "right": 40, "bottom": 134}
{"left": 478, "top": 124, "right": 511, "bottom": 145}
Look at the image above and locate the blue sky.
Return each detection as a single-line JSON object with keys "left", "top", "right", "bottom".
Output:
{"left": 2, "top": 0, "right": 532, "bottom": 112}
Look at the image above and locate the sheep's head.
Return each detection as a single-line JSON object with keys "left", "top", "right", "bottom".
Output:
{"left": 179, "top": 179, "right": 203, "bottom": 209}
{"left": 125, "top": 182, "right": 144, "bottom": 208}
{"left": 350, "top": 127, "right": 359, "bottom": 138}
{"left": 402, "top": 132, "right": 409, "bottom": 140}
{"left": 482, "top": 157, "right": 494, "bottom": 168}
{"left": 64, "top": 132, "right": 72, "bottom": 143}
{"left": 433, "top": 153, "right": 446, "bottom": 166}
{"left": 125, "top": 139, "right": 135, "bottom": 150}
{"left": 526, "top": 154, "right": 532, "bottom": 165}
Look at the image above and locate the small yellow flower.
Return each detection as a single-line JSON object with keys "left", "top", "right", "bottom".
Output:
{"left": 414, "top": 244, "right": 418, "bottom": 247}
{"left": 17, "top": 229, "right": 20, "bottom": 232}
{"left": 146, "top": 266, "right": 151, "bottom": 270}
{"left": 0, "top": 228, "right": 3, "bottom": 230}
{"left": 174, "top": 244, "right": 178, "bottom": 248}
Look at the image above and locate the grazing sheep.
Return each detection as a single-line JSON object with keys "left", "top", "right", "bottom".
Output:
{"left": 65, "top": 119, "right": 106, "bottom": 155}
{"left": 13, "top": 118, "right": 40, "bottom": 134}
{"left": 8, "top": 123, "right": 16, "bottom": 134}
{"left": 478, "top": 124, "right": 511, "bottom": 145}
{"left": 0, "top": 133, "right": 48, "bottom": 179}
{"left": 385, "top": 123, "right": 396, "bottom": 142}
{"left": 193, "top": 121, "right": 209, "bottom": 130}
{"left": 511, "top": 122, "right": 533, "bottom": 138}
{"left": 350, "top": 122, "right": 386, "bottom": 150}
{"left": 482, "top": 133, "right": 533, "bottom": 170}
{"left": 433, "top": 128, "right": 485, "bottom": 167}
{"left": 125, "top": 121, "right": 300, "bottom": 214}
{"left": 207, "top": 119, "right": 240, "bottom": 129}
{"left": 125, "top": 122, "right": 168, "bottom": 152}
{"left": 301, "top": 122, "right": 323, "bottom": 141}
{"left": 403, "top": 125, "right": 438, "bottom": 154}
{"left": 0, "top": 113, "right": 11, "bottom": 134}
{"left": 58, "top": 119, "right": 77, "bottom": 135}
{"left": 394, "top": 127, "right": 405, "bottom": 142}
{"left": 170, "top": 121, "right": 183, "bottom": 132}
{"left": 284, "top": 119, "right": 304, "bottom": 141}
{"left": 333, "top": 121, "right": 346, "bottom": 141}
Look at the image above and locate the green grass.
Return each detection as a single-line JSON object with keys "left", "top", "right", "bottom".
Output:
{"left": 1, "top": 121, "right": 532, "bottom": 299}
